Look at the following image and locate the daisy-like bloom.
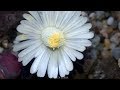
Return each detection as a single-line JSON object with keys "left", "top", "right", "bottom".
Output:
{"left": 13, "top": 11, "right": 94, "bottom": 78}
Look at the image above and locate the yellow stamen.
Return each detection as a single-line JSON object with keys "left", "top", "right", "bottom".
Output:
{"left": 48, "top": 32, "right": 63, "bottom": 48}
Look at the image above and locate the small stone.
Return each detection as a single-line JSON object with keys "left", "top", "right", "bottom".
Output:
{"left": 96, "top": 21, "right": 103, "bottom": 30}
{"left": 110, "top": 43, "right": 116, "bottom": 49}
{"left": 107, "top": 16, "right": 114, "bottom": 26}
{"left": 118, "top": 22, "right": 120, "bottom": 30}
{"left": 112, "top": 11, "right": 120, "bottom": 21}
{"left": 93, "top": 70, "right": 102, "bottom": 78}
{"left": 99, "top": 74, "right": 105, "bottom": 79}
{"left": 102, "top": 20, "right": 107, "bottom": 27}
{"left": 118, "top": 58, "right": 120, "bottom": 68}
{"left": 104, "top": 38, "right": 111, "bottom": 49}
{"left": 111, "top": 20, "right": 118, "bottom": 29}
{"left": 90, "top": 49, "right": 98, "bottom": 60}
{"left": 83, "top": 59, "right": 95, "bottom": 73}
{"left": 100, "top": 28, "right": 108, "bottom": 38}
{"left": 104, "top": 12, "right": 110, "bottom": 18}
{"left": 112, "top": 47, "right": 120, "bottom": 60}
{"left": 92, "top": 35, "right": 101, "bottom": 48}
{"left": 91, "top": 20, "right": 96, "bottom": 28}
{"left": 0, "top": 47, "right": 4, "bottom": 53}
{"left": 2, "top": 40, "right": 8, "bottom": 48}
{"left": 95, "top": 70, "right": 101, "bottom": 74}
{"left": 96, "top": 43, "right": 104, "bottom": 51}
{"left": 110, "top": 32, "right": 120, "bottom": 46}
{"left": 101, "top": 48, "right": 111, "bottom": 59}
{"left": 89, "top": 13, "right": 96, "bottom": 20}
{"left": 106, "top": 27, "right": 113, "bottom": 34}
{"left": 95, "top": 11, "right": 105, "bottom": 20}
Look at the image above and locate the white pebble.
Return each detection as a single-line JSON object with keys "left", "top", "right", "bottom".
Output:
{"left": 0, "top": 47, "right": 4, "bottom": 53}
{"left": 107, "top": 17, "right": 114, "bottom": 26}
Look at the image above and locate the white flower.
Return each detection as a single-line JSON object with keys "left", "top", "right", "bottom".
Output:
{"left": 13, "top": 11, "right": 94, "bottom": 78}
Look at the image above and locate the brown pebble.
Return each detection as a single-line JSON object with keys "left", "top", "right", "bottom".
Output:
{"left": 101, "top": 48, "right": 111, "bottom": 59}
{"left": 104, "top": 38, "right": 111, "bottom": 49}
{"left": 100, "top": 29, "right": 108, "bottom": 38}
{"left": 106, "top": 27, "right": 113, "bottom": 34}
{"left": 2, "top": 40, "right": 8, "bottom": 48}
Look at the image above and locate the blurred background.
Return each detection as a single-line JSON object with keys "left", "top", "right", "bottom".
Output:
{"left": 0, "top": 11, "right": 120, "bottom": 79}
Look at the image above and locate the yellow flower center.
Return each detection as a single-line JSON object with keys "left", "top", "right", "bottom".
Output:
{"left": 48, "top": 32, "right": 63, "bottom": 48}
{"left": 41, "top": 27, "right": 64, "bottom": 50}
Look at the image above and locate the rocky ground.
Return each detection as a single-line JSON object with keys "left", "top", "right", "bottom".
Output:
{"left": 0, "top": 11, "right": 120, "bottom": 79}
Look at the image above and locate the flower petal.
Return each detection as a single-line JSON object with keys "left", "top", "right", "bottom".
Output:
{"left": 60, "top": 48, "right": 73, "bottom": 71}
{"left": 63, "top": 46, "right": 84, "bottom": 60}
{"left": 18, "top": 41, "right": 41, "bottom": 57}
{"left": 47, "top": 50, "right": 58, "bottom": 78}
{"left": 57, "top": 50, "right": 69, "bottom": 77}
{"left": 37, "top": 49, "right": 51, "bottom": 77}
{"left": 17, "top": 24, "right": 39, "bottom": 35}
{"left": 15, "top": 34, "right": 29, "bottom": 42}
{"left": 59, "top": 11, "right": 81, "bottom": 29}
{"left": 30, "top": 47, "right": 46, "bottom": 74}
{"left": 66, "top": 39, "right": 92, "bottom": 47}
{"left": 35, "top": 44, "right": 46, "bottom": 57}
{"left": 65, "top": 23, "right": 92, "bottom": 34}
{"left": 62, "top": 46, "right": 76, "bottom": 61}
{"left": 21, "top": 48, "right": 38, "bottom": 66}
{"left": 66, "top": 32, "right": 94, "bottom": 39}
{"left": 65, "top": 41, "right": 86, "bottom": 52}
{"left": 28, "top": 11, "right": 42, "bottom": 23}
{"left": 13, "top": 39, "right": 40, "bottom": 52}
{"left": 20, "top": 20, "right": 42, "bottom": 32}
{"left": 63, "top": 16, "right": 88, "bottom": 32}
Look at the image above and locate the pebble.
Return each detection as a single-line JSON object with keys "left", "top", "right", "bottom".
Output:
{"left": 107, "top": 16, "right": 114, "bottom": 26}
{"left": 118, "top": 22, "right": 120, "bottom": 30}
{"left": 93, "top": 70, "right": 104, "bottom": 79}
{"left": 2, "top": 40, "right": 8, "bottom": 48}
{"left": 110, "top": 43, "right": 116, "bottom": 49}
{"left": 96, "top": 11, "right": 105, "bottom": 20}
{"left": 104, "top": 38, "right": 111, "bottom": 49}
{"left": 111, "top": 47, "right": 120, "bottom": 60}
{"left": 110, "top": 32, "right": 120, "bottom": 46}
{"left": 92, "top": 35, "right": 101, "bottom": 47}
{"left": 101, "top": 48, "right": 111, "bottom": 59}
{"left": 102, "top": 20, "right": 107, "bottom": 28}
{"left": 118, "top": 58, "right": 120, "bottom": 68}
{"left": 91, "top": 49, "right": 98, "bottom": 60}
{"left": 106, "top": 27, "right": 113, "bottom": 34}
{"left": 100, "top": 28, "right": 108, "bottom": 38}
{"left": 96, "top": 21, "right": 103, "bottom": 29}
{"left": 99, "top": 74, "right": 105, "bottom": 79}
{"left": 104, "top": 12, "right": 110, "bottom": 18}
{"left": 0, "top": 47, "right": 4, "bottom": 53}
{"left": 89, "top": 13, "right": 96, "bottom": 20}
{"left": 83, "top": 59, "right": 95, "bottom": 73}
{"left": 112, "top": 20, "right": 118, "bottom": 29}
